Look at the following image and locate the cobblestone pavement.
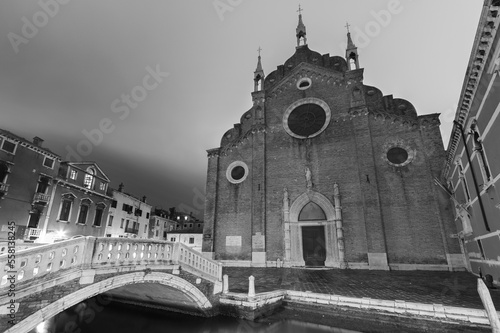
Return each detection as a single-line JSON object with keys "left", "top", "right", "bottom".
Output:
{"left": 222, "top": 267, "right": 500, "bottom": 309}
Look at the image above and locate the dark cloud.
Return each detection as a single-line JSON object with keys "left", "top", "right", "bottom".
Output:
{"left": 0, "top": 0, "right": 482, "bottom": 219}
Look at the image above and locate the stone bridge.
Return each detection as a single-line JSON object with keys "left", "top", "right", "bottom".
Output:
{"left": 0, "top": 237, "right": 223, "bottom": 333}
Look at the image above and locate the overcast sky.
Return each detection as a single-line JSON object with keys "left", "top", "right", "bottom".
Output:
{"left": 0, "top": 1, "right": 482, "bottom": 217}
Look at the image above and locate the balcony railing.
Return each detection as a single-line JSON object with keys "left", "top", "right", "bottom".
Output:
{"left": 27, "top": 228, "right": 42, "bottom": 238}
{"left": 0, "top": 182, "right": 9, "bottom": 192}
{"left": 33, "top": 192, "right": 51, "bottom": 203}
{"left": 124, "top": 227, "right": 139, "bottom": 235}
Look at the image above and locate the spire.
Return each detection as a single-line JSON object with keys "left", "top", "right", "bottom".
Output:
{"left": 296, "top": 5, "right": 307, "bottom": 47}
{"left": 254, "top": 47, "right": 265, "bottom": 92}
{"left": 346, "top": 22, "right": 356, "bottom": 49}
{"left": 345, "top": 22, "right": 360, "bottom": 70}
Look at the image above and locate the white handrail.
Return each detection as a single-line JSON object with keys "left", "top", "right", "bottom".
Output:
{"left": 0, "top": 236, "right": 222, "bottom": 289}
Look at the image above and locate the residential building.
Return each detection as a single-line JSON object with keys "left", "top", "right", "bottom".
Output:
{"left": 105, "top": 184, "right": 152, "bottom": 239}
{"left": 442, "top": 0, "right": 500, "bottom": 285}
{"left": 149, "top": 208, "right": 176, "bottom": 241}
{"left": 171, "top": 210, "right": 203, "bottom": 232}
{"left": 0, "top": 129, "right": 61, "bottom": 241}
{"left": 167, "top": 219, "right": 204, "bottom": 253}
{"left": 40, "top": 162, "right": 113, "bottom": 242}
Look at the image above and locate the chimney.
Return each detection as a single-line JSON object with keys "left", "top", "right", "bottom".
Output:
{"left": 118, "top": 183, "right": 124, "bottom": 192}
{"left": 142, "top": 195, "right": 147, "bottom": 203}
{"left": 33, "top": 137, "right": 44, "bottom": 147}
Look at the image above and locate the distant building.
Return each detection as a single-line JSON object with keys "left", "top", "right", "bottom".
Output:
{"left": 442, "top": 0, "right": 500, "bottom": 284}
{"left": 41, "top": 161, "right": 113, "bottom": 242}
{"left": 167, "top": 219, "right": 203, "bottom": 252}
{"left": 166, "top": 231, "right": 203, "bottom": 252}
{"left": 105, "top": 184, "right": 152, "bottom": 239}
{"left": 149, "top": 208, "right": 176, "bottom": 241}
{"left": 166, "top": 209, "right": 204, "bottom": 252}
{"left": 172, "top": 211, "right": 203, "bottom": 233}
{"left": 0, "top": 129, "right": 61, "bottom": 241}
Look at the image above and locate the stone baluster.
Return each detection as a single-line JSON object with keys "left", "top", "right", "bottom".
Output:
{"left": 223, "top": 274, "right": 229, "bottom": 294}
{"left": 248, "top": 275, "right": 255, "bottom": 299}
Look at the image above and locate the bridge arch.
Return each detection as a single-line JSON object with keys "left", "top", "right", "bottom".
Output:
{"left": 7, "top": 272, "right": 212, "bottom": 333}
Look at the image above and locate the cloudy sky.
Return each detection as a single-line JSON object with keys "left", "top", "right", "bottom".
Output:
{"left": 0, "top": 1, "right": 482, "bottom": 217}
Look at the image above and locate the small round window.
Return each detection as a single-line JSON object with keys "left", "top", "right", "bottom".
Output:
{"left": 386, "top": 147, "right": 410, "bottom": 166}
{"left": 297, "top": 77, "right": 312, "bottom": 90}
{"left": 231, "top": 166, "right": 245, "bottom": 180}
{"left": 226, "top": 161, "right": 249, "bottom": 184}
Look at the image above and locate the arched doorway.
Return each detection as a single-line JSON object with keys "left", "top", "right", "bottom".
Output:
{"left": 284, "top": 190, "right": 341, "bottom": 267}
{"left": 299, "top": 202, "right": 327, "bottom": 266}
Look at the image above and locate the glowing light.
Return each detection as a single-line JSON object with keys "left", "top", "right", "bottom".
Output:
{"left": 56, "top": 230, "right": 66, "bottom": 239}
{"left": 36, "top": 321, "right": 46, "bottom": 333}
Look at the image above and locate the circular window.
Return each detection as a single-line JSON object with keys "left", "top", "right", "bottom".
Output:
{"left": 231, "top": 166, "right": 245, "bottom": 180}
{"left": 387, "top": 147, "right": 408, "bottom": 165}
{"left": 226, "top": 161, "right": 249, "bottom": 184}
{"left": 288, "top": 104, "right": 326, "bottom": 137}
{"left": 283, "top": 98, "right": 331, "bottom": 139}
{"left": 297, "top": 77, "right": 312, "bottom": 90}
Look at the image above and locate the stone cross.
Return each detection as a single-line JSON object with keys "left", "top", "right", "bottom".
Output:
{"left": 345, "top": 22, "right": 351, "bottom": 33}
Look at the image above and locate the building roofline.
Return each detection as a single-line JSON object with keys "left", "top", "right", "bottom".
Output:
{"left": 63, "top": 161, "right": 111, "bottom": 182}
{"left": 0, "top": 128, "right": 61, "bottom": 159}
{"left": 443, "top": 1, "right": 499, "bottom": 178}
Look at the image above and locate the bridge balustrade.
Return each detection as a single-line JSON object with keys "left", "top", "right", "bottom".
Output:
{"left": 0, "top": 237, "right": 222, "bottom": 290}
{"left": 178, "top": 243, "right": 222, "bottom": 282}
{"left": 0, "top": 237, "right": 86, "bottom": 287}
{"left": 91, "top": 238, "right": 176, "bottom": 266}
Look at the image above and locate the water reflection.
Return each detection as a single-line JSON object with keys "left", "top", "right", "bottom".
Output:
{"left": 30, "top": 296, "right": 361, "bottom": 333}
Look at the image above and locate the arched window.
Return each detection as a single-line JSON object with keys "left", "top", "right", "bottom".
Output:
{"left": 93, "top": 203, "right": 105, "bottom": 226}
{"left": 77, "top": 199, "right": 92, "bottom": 224}
{"left": 58, "top": 194, "right": 75, "bottom": 221}
{"left": 28, "top": 207, "right": 41, "bottom": 228}
{"left": 36, "top": 176, "right": 50, "bottom": 194}
{"left": 298, "top": 202, "right": 326, "bottom": 221}
{"left": 83, "top": 168, "right": 95, "bottom": 190}
{"left": 348, "top": 53, "right": 358, "bottom": 70}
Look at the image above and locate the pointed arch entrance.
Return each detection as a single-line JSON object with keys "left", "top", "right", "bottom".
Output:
{"left": 284, "top": 190, "right": 341, "bottom": 267}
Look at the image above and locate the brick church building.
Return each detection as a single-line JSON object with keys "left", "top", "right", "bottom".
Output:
{"left": 202, "top": 12, "right": 464, "bottom": 270}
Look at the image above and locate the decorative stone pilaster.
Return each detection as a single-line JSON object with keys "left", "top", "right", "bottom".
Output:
{"left": 333, "top": 183, "right": 346, "bottom": 268}
{"left": 283, "top": 188, "right": 291, "bottom": 264}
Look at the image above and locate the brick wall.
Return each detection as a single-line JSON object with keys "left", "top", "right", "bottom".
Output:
{"left": 204, "top": 45, "right": 458, "bottom": 267}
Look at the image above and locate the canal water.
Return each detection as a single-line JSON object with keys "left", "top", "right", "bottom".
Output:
{"left": 30, "top": 295, "right": 362, "bottom": 333}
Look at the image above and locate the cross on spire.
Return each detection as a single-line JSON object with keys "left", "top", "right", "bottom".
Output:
{"left": 297, "top": 4, "right": 303, "bottom": 15}
{"left": 345, "top": 22, "right": 351, "bottom": 33}
{"left": 257, "top": 46, "right": 262, "bottom": 57}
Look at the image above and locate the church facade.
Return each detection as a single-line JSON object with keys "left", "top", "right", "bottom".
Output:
{"left": 202, "top": 13, "right": 464, "bottom": 270}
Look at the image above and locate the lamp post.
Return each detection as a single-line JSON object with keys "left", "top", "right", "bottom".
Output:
{"left": 453, "top": 121, "right": 490, "bottom": 232}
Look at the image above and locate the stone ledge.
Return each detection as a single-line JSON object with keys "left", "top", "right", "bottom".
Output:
{"left": 283, "top": 290, "right": 495, "bottom": 325}
{"left": 389, "top": 264, "right": 450, "bottom": 271}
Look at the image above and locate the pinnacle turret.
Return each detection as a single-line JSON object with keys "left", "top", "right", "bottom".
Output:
{"left": 253, "top": 47, "right": 265, "bottom": 92}
{"left": 296, "top": 5, "right": 307, "bottom": 47}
